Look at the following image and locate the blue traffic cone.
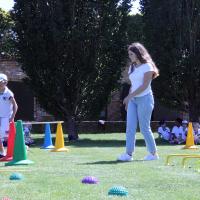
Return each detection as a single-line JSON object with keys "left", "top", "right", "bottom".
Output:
{"left": 41, "top": 123, "right": 54, "bottom": 149}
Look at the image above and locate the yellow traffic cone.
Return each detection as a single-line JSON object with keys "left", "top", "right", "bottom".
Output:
{"left": 51, "top": 123, "right": 69, "bottom": 152}
{"left": 182, "top": 122, "right": 198, "bottom": 149}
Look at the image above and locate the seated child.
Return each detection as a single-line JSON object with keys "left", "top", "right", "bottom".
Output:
{"left": 181, "top": 120, "right": 188, "bottom": 142}
{"left": 23, "top": 124, "right": 34, "bottom": 146}
{"left": 157, "top": 120, "right": 170, "bottom": 141}
{"left": 171, "top": 118, "right": 184, "bottom": 144}
{"left": 193, "top": 122, "right": 200, "bottom": 144}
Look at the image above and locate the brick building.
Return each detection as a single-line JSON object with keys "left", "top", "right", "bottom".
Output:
{"left": 0, "top": 59, "right": 52, "bottom": 121}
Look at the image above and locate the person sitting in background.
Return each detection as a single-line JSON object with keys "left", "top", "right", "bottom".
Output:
{"left": 171, "top": 118, "right": 183, "bottom": 144}
{"left": 23, "top": 124, "right": 34, "bottom": 146}
{"left": 181, "top": 120, "right": 188, "bottom": 142}
{"left": 193, "top": 122, "right": 200, "bottom": 144}
{"left": 157, "top": 120, "right": 170, "bottom": 141}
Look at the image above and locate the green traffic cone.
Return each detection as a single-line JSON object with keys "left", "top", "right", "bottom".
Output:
{"left": 5, "top": 120, "right": 34, "bottom": 166}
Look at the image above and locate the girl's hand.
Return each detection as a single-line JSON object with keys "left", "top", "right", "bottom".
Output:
{"left": 123, "top": 96, "right": 130, "bottom": 111}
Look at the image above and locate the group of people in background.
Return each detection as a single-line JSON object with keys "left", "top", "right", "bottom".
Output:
{"left": 158, "top": 118, "right": 200, "bottom": 144}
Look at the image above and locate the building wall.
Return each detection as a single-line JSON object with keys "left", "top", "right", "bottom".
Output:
{"left": 8, "top": 81, "right": 34, "bottom": 120}
{"left": 0, "top": 60, "right": 25, "bottom": 81}
{"left": 0, "top": 59, "right": 51, "bottom": 121}
{"left": 107, "top": 88, "right": 181, "bottom": 121}
{"left": 107, "top": 91, "right": 122, "bottom": 121}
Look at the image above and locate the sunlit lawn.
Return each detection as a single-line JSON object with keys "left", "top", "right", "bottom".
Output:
{"left": 0, "top": 133, "right": 200, "bottom": 200}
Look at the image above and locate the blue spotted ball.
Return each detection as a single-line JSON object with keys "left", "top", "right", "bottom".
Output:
{"left": 108, "top": 186, "right": 128, "bottom": 196}
{"left": 9, "top": 173, "right": 24, "bottom": 180}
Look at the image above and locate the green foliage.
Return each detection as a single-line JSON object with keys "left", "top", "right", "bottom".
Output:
{"left": 127, "top": 14, "right": 145, "bottom": 44}
{"left": 140, "top": 0, "right": 200, "bottom": 121}
{"left": 12, "top": 0, "right": 131, "bottom": 133}
{"left": 0, "top": 8, "right": 16, "bottom": 59}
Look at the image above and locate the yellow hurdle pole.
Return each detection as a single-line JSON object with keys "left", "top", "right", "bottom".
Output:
{"left": 182, "top": 155, "right": 200, "bottom": 168}
{"left": 165, "top": 154, "right": 197, "bottom": 165}
{"left": 22, "top": 121, "right": 64, "bottom": 125}
{"left": 0, "top": 169, "right": 33, "bottom": 172}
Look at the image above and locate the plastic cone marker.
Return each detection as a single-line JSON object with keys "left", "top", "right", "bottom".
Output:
{"left": 183, "top": 122, "right": 198, "bottom": 149}
{"left": 5, "top": 120, "right": 34, "bottom": 166}
{"left": 0, "top": 121, "right": 16, "bottom": 162}
{"left": 41, "top": 123, "right": 54, "bottom": 149}
{"left": 51, "top": 123, "right": 69, "bottom": 152}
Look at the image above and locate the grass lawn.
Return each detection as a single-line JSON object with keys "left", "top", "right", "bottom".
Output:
{"left": 0, "top": 133, "right": 200, "bottom": 200}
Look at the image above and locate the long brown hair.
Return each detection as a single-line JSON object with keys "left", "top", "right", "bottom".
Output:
{"left": 128, "top": 42, "right": 159, "bottom": 79}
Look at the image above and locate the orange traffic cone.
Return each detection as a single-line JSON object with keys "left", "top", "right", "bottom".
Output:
{"left": 0, "top": 121, "right": 16, "bottom": 162}
{"left": 51, "top": 123, "right": 69, "bottom": 152}
{"left": 183, "top": 122, "right": 198, "bottom": 149}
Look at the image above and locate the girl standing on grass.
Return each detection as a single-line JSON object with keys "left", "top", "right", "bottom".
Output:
{"left": 117, "top": 42, "right": 159, "bottom": 161}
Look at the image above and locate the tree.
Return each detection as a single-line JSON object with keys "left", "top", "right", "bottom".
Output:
{"left": 0, "top": 8, "right": 16, "bottom": 59}
{"left": 127, "top": 14, "right": 144, "bottom": 44}
{"left": 120, "top": 13, "right": 145, "bottom": 120}
{"left": 12, "top": 0, "right": 131, "bottom": 139}
{"left": 140, "top": 0, "right": 200, "bottom": 121}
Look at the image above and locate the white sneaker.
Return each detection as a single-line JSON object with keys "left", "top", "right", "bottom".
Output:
{"left": 144, "top": 154, "right": 159, "bottom": 161}
{"left": 0, "top": 151, "right": 6, "bottom": 156}
{"left": 117, "top": 153, "right": 133, "bottom": 162}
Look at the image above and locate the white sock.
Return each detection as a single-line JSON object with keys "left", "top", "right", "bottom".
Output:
{"left": 0, "top": 151, "right": 5, "bottom": 156}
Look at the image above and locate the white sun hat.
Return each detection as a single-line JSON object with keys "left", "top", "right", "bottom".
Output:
{"left": 182, "top": 120, "right": 188, "bottom": 124}
{"left": 0, "top": 73, "right": 8, "bottom": 82}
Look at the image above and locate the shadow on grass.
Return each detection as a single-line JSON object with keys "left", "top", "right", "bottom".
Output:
{"left": 79, "top": 159, "right": 145, "bottom": 165}
{"left": 27, "top": 137, "right": 55, "bottom": 148}
{"left": 30, "top": 137, "right": 173, "bottom": 148}
{"left": 67, "top": 138, "right": 171, "bottom": 148}
{"left": 68, "top": 138, "right": 125, "bottom": 147}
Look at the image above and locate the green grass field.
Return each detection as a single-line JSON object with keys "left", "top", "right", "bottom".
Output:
{"left": 0, "top": 133, "right": 200, "bottom": 200}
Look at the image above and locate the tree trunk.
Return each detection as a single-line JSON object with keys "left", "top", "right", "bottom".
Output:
{"left": 66, "top": 116, "right": 78, "bottom": 141}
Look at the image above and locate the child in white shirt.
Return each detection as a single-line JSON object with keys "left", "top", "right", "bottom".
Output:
{"left": 171, "top": 118, "right": 184, "bottom": 144}
{"left": 157, "top": 120, "right": 170, "bottom": 141}
{"left": 193, "top": 122, "right": 200, "bottom": 144}
{"left": 23, "top": 124, "right": 34, "bottom": 145}
{"left": 181, "top": 120, "right": 188, "bottom": 142}
{"left": 0, "top": 73, "right": 18, "bottom": 157}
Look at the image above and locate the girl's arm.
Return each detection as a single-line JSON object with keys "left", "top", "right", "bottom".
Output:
{"left": 123, "top": 71, "right": 153, "bottom": 107}
{"left": 9, "top": 97, "right": 18, "bottom": 122}
{"left": 129, "top": 71, "right": 154, "bottom": 98}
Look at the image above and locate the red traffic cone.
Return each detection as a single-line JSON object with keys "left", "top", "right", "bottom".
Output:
{"left": 0, "top": 121, "right": 16, "bottom": 162}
